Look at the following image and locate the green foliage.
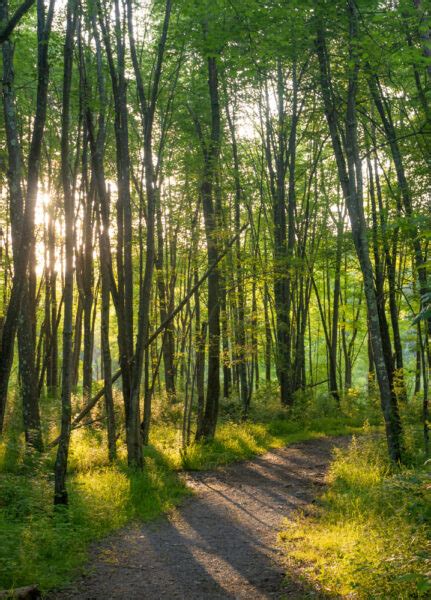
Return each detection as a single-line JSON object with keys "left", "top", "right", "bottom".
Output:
{"left": 0, "top": 0, "right": 429, "bottom": 596}
{"left": 413, "top": 291, "right": 431, "bottom": 325}
{"left": 279, "top": 435, "right": 431, "bottom": 598}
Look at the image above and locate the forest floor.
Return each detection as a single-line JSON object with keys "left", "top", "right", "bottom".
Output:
{"left": 48, "top": 436, "right": 348, "bottom": 600}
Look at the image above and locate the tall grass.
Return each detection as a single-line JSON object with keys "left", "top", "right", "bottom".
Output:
{"left": 0, "top": 441, "right": 189, "bottom": 591}
{"left": 279, "top": 432, "right": 431, "bottom": 598}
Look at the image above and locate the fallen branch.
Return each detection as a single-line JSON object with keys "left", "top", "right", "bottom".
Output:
{"left": 306, "top": 378, "right": 328, "bottom": 389}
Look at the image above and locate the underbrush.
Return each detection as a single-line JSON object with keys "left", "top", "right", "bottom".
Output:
{"left": 0, "top": 386, "right": 377, "bottom": 593}
{"left": 279, "top": 433, "right": 431, "bottom": 598}
{"left": 174, "top": 415, "right": 366, "bottom": 471}
{"left": 0, "top": 447, "right": 189, "bottom": 591}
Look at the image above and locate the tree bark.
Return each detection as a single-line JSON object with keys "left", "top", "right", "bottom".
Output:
{"left": 195, "top": 54, "right": 222, "bottom": 441}
{"left": 54, "top": 0, "right": 77, "bottom": 505}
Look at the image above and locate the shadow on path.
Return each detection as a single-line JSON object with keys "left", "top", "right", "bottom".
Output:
{"left": 49, "top": 436, "right": 348, "bottom": 599}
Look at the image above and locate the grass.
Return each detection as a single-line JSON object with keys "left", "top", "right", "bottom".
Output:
{"left": 157, "top": 416, "right": 367, "bottom": 471}
{"left": 0, "top": 445, "right": 189, "bottom": 592}
{"left": 279, "top": 432, "right": 431, "bottom": 599}
{"left": 0, "top": 388, "right": 377, "bottom": 594}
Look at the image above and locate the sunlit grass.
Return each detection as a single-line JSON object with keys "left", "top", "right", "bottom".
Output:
{"left": 174, "top": 417, "right": 366, "bottom": 471}
{"left": 279, "top": 434, "right": 431, "bottom": 598}
{"left": 0, "top": 447, "right": 190, "bottom": 591}
{"left": 0, "top": 388, "right": 380, "bottom": 592}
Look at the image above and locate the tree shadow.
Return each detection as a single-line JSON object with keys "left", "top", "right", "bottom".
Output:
{"left": 49, "top": 442, "right": 342, "bottom": 599}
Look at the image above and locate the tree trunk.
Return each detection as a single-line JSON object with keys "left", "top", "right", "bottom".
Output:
{"left": 54, "top": 0, "right": 77, "bottom": 505}
{"left": 195, "top": 55, "right": 221, "bottom": 441}
{"left": 0, "top": 0, "right": 54, "bottom": 433}
{"left": 225, "top": 93, "right": 249, "bottom": 411}
{"left": 155, "top": 198, "right": 176, "bottom": 401}
{"left": 315, "top": 0, "right": 403, "bottom": 462}
{"left": 329, "top": 218, "right": 343, "bottom": 403}
{"left": 126, "top": 0, "right": 172, "bottom": 466}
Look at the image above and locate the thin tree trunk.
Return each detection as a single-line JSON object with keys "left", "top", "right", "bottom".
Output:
{"left": 195, "top": 54, "right": 221, "bottom": 441}
{"left": 225, "top": 92, "right": 248, "bottom": 410}
{"left": 329, "top": 217, "right": 343, "bottom": 403}
{"left": 155, "top": 199, "right": 176, "bottom": 400}
{"left": 54, "top": 0, "right": 77, "bottom": 505}
{"left": 72, "top": 296, "right": 83, "bottom": 388}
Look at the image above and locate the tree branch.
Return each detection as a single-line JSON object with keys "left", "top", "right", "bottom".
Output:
{"left": 0, "top": 0, "right": 36, "bottom": 44}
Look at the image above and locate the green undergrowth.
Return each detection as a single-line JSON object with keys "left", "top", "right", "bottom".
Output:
{"left": 156, "top": 415, "right": 367, "bottom": 471}
{"left": 0, "top": 448, "right": 189, "bottom": 593}
{"left": 279, "top": 432, "right": 431, "bottom": 599}
{"left": 0, "top": 389, "right": 377, "bottom": 593}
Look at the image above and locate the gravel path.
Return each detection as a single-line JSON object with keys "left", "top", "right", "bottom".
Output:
{"left": 49, "top": 436, "right": 348, "bottom": 599}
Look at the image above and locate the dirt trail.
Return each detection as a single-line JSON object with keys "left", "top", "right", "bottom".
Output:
{"left": 50, "top": 436, "right": 349, "bottom": 599}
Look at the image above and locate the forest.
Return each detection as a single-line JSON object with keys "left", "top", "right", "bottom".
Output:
{"left": 0, "top": 0, "right": 430, "bottom": 597}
